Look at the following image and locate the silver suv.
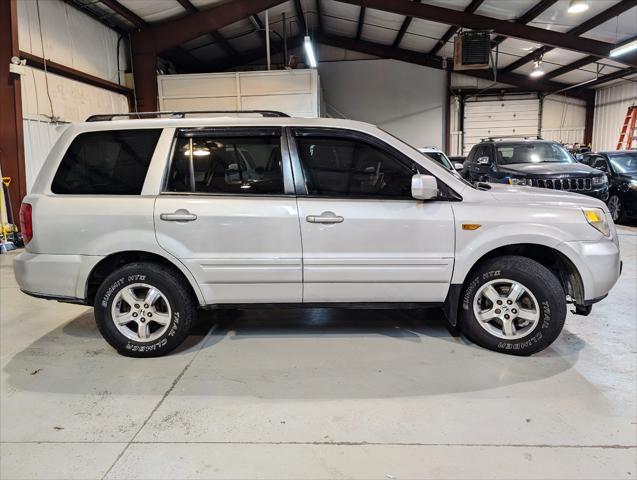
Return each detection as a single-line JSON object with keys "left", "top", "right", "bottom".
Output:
{"left": 14, "top": 111, "right": 621, "bottom": 357}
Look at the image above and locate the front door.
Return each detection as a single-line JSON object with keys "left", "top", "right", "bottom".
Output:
{"left": 155, "top": 127, "right": 302, "bottom": 304}
{"left": 289, "top": 128, "right": 455, "bottom": 303}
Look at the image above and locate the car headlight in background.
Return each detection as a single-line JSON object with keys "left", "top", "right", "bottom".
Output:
{"left": 592, "top": 175, "right": 608, "bottom": 185}
{"left": 508, "top": 178, "right": 530, "bottom": 186}
{"left": 583, "top": 207, "right": 610, "bottom": 236}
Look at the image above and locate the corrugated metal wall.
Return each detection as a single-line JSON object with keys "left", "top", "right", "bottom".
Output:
{"left": 592, "top": 81, "right": 637, "bottom": 151}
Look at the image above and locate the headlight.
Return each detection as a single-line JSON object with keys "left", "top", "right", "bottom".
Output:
{"left": 582, "top": 208, "right": 610, "bottom": 236}
{"left": 592, "top": 175, "right": 608, "bottom": 185}
{"left": 629, "top": 180, "right": 637, "bottom": 191}
{"left": 508, "top": 178, "right": 530, "bottom": 186}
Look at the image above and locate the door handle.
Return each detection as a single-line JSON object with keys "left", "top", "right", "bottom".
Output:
{"left": 160, "top": 209, "right": 197, "bottom": 222}
{"left": 306, "top": 211, "right": 344, "bottom": 224}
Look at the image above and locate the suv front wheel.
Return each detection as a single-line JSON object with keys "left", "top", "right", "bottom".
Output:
{"left": 460, "top": 255, "right": 566, "bottom": 356}
{"left": 94, "top": 263, "right": 196, "bottom": 357}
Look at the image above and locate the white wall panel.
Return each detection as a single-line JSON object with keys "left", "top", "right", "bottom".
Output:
{"left": 17, "top": 0, "right": 127, "bottom": 84}
{"left": 22, "top": 117, "right": 69, "bottom": 193}
{"left": 463, "top": 97, "right": 540, "bottom": 154}
{"left": 319, "top": 59, "right": 446, "bottom": 149}
{"left": 593, "top": 81, "right": 637, "bottom": 151}
{"left": 541, "top": 97, "right": 586, "bottom": 144}
{"left": 158, "top": 70, "right": 320, "bottom": 118}
{"left": 21, "top": 66, "right": 129, "bottom": 123}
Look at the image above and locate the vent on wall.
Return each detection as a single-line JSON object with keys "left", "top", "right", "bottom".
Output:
{"left": 454, "top": 31, "right": 491, "bottom": 71}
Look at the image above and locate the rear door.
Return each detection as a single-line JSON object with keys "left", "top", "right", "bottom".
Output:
{"left": 154, "top": 127, "right": 302, "bottom": 304}
{"left": 289, "top": 128, "right": 455, "bottom": 303}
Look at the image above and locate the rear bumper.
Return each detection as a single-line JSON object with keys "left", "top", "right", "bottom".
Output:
{"left": 13, "top": 252, "right": 103, "bottom": 302}
{"left": 559, "top": 237, "right": 621, "bottom": 302}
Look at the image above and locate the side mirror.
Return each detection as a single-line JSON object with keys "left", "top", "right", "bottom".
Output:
{"left": 411, "top": 174, "right": 438, "bottom": 200}
{"left": 575, "top": 153, "right": 583, "bottom": 161}
{"left": 476, "top": 156, "right": 490, "bottom": 165}
{"left": 453, "top": 162, "right": 464, "bottom": 171}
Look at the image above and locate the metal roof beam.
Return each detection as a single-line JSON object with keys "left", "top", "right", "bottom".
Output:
{"left": 491, "top": 0, "right": 559, "bottom": 46}
{"left": 315, "top": 31, "right": 592, "bottom": 100}
{"left": 429, "top": 0, "right": 485, "bottom": 56}
{"left": 338, "top": 0, "right": 637, "bottom": 66}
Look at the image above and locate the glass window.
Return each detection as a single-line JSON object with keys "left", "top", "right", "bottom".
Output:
{"left": 295, "top": 135, "right": 414, "bottom": 198}
{"left": 469, "top": 145, "right": 492, "bottom": 164}
{"left": 165, "top": 132, "right": 284, "bottom": 194}
{"left": 51, "top": 129, "right": 161, "bottom": 195}
{"left": 495, "top": 142, "right": 574, "bottom": 165}
{"left": 609, "top": 152, "right": 637, "bottom": 174}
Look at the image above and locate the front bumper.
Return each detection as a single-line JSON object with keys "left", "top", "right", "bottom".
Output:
{"left": 558, "top": 237, "right": 621, "bottom": 302}
{"left": 13, "top": 252, "right": 103, "bottom": 302}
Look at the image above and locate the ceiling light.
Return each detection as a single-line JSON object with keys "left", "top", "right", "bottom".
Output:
{"left": 303, "top": 35, "right": 317, "bottom": 68}
{"left": 530, "top": 60, "right": 545, "bottom": 78}
{"left": 568, "top": 0, "right": 589, "bottom": 13}
{"left": 610, "top": 39, "right": 637, "bottom": 58}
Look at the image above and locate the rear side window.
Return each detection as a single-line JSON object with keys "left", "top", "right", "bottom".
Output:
{"left": 165, "top": 128, "right": 284, "bottom": 194}
{"left": 52, "top": 129, "right": 161, "bottom": 194}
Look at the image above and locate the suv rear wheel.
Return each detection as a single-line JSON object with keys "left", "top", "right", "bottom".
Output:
{"left": 460, "top": 255, "right": 566, "bottom": 356}
{"left": 94, "top": 263, "right": 196, "bottom": 357}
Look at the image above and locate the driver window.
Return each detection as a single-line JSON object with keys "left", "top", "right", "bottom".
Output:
{"left": 166, "top": 130, "right": 283, "bottom": 194}
{"left": 295, "top": 135, "right": 414, "bottom": 198}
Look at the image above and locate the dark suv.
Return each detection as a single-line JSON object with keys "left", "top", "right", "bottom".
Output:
{"left": 462, "top": 139, "right": 609, "bottom": 201}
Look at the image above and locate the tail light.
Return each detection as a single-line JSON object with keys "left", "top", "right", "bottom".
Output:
{"left": 19, "top": 203, "right": 33, "bottom": 245}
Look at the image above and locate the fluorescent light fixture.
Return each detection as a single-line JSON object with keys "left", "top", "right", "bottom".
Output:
{"left": 303, "top": 35, "right": 317, "bottom": 68}
{"left": 530, "top": 60, "right": 545, "bottom": 78}
{"left": 568, "top": 0, "right": 589, "bottom": 13}
{"left": 610, "top": 39, "right": 637, "bottom": 58}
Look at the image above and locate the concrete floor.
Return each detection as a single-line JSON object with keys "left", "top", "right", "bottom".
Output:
{"left": 1, "top": 227, "right": 636, "bottom": 480}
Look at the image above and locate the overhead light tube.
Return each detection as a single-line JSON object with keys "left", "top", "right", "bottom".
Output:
{"left": 568, "top": 0, "right": 589, "bottom": 13}
{"left": 610, "top": 39, "right": 637, "bottom": 58}
{"left": 304, "top": 35, "right": 317, "bottom": 68}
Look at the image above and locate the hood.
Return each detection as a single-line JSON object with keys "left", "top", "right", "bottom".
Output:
{"left": 498, "top": 162, "right": 601, "bottom": 177}
{"left": 486, "top": 183, "right": 606, "bottom": 209}
{"left": 618, "top": 173, "right": 637, "bottom": 182}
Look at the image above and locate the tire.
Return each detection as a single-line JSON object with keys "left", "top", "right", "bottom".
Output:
{"left": 608, "top": 194, "right": 624, "bottom": 223}
{"left": 94, "top": 262, "right": 196, "bottom": 357}
{"left": 459, "top": 255, "right": 566, "bottom": 356}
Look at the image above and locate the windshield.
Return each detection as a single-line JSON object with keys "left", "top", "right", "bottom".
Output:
{"left": 609, "top": 152, "right": 637, "bottom": 174}
{"left": 422, "top": 152, "right": 453, "bottom": 170}
{"left": 495, "top": 142, "right": 575, "bottom": 165}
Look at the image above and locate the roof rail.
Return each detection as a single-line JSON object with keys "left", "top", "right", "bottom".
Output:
{"left": 481, "top": 135, "right": 543, "bottom": 141}
{"left": 85, "top": 110, "right": 290, "bottom": 122}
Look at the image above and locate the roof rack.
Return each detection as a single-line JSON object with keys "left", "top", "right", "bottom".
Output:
{"left": 85, "top": 110, "right": 290, "bottom": 122}
{"left": 481, "top": 135, "right": 543, "bottom": 141}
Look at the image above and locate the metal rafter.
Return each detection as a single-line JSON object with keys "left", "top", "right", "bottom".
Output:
{"left": 392, "top": 0, "right": 421, "bottom": 49}
{"left": 544, "top": 35, "right": 637, "bottom": 80}
{"left": 315, "top": 32, "right": 592, "bottom": 100}
{"left": 500, "top": 0, "right": 637, "bottom": 74}
{"left": 316, "top": 0, "right": 324, "bottom": 32}
{"left": 337, "top": 0, "right": 637, "bottom": 66}
{"left": 99, "top": 0, "right": 148, "bottom": 28}
{"left": 429, "top": 0, "right": 485, "bottom": 56}
{"left": 173, "top": 0, "right": 237, "bottom": 60}
{"left": 356, "top": 6, "right": 366, "bottom": 40}
{"left": 294, "top": 0, "right": 307, "bottom": 35}
{"left": 491, "top": 0, "right": 559, "bottom": 46}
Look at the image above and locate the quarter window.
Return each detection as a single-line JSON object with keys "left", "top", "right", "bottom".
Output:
{"left": 165, "top": 130, "right": 284, "bottom": 194}
{"left": 51, "top": 129, "right": 161, "bottom": 195}
{"left": 295, "top": 135, "right": 414, "bottom": 198}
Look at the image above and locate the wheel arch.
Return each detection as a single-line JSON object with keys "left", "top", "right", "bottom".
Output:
{"left": 83, "top": 250, "right": 205, "bottom": 306}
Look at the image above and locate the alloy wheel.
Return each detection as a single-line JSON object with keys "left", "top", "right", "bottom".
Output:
{"left": 111, "top": 283, "right": 172, "bottom": 342}
{"left": 473, "top": 279, "right": 541, "bottom": 340}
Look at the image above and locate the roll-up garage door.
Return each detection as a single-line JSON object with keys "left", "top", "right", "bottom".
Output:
{"left": 463, "top": 98, "right": 540, "bottom": 155}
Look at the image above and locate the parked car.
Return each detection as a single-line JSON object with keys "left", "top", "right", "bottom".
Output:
{"left": 449, "top": 155, "right": 466, "bottom": 166}
{"left": 14, "top": 112, "right": 621, "bottom": 358}
{"left": 579, "top": 151, "right": 637, "bottom": 222}
{"left": 418, "top": 147, "right": 463, "bottom": 172}
{"left": 462, "top": 138, "right": 609, "bottom": 201}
